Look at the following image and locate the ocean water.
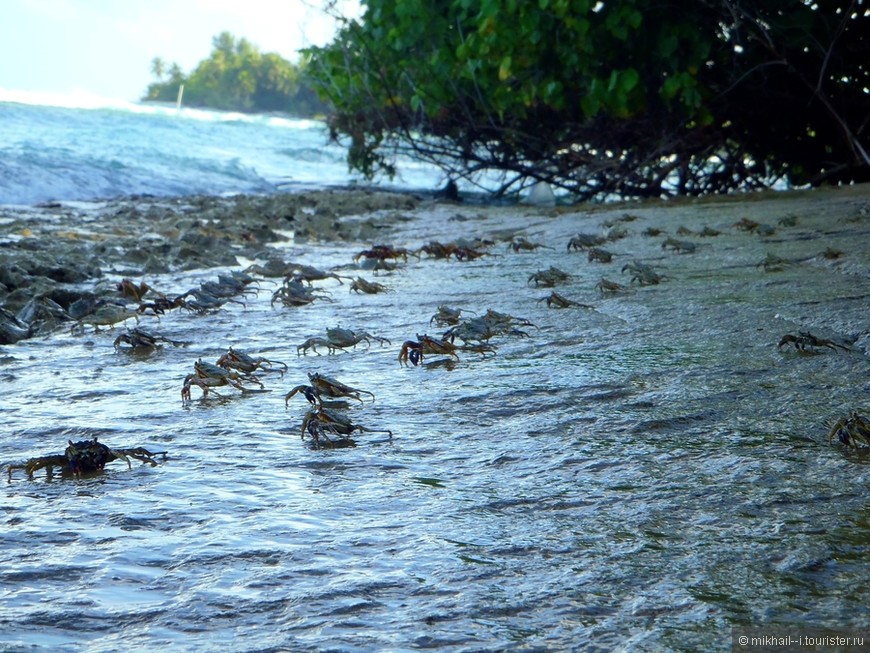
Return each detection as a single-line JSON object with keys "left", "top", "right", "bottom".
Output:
{"left": 0, "top": 91, "right": 444, "bottom": 205}
{"left": 3, "top": 93, "right": 870, "bottom": 653}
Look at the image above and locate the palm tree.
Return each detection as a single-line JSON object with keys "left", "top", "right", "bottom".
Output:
{"left": 150, "top": 57, "right": 166, "bottom": 81}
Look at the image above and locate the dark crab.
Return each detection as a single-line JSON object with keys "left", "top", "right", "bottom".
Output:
{"left": 301, "top": 406, "right": 392, "bottom": 448}
{"left": 596, "top": 277, "right": 630, "bottom": 295}
{"left": 113, "top": 327, "right": 184, "bottom": 351}
{"left": 538, "top": 292, "right": 593, "bottom": 309}
{"left": 778, "top": 331, "right": 850, "bottom": 353}
{"left": 216, "top": 347, "right": 288, "bottom": 376}
{"left": 587, "top": 247, "right": 613, "bottom": 263}
{"left": 349, "top": 277, "right": 390, "bottom": 294}
{"left": 285, "top": 372, "right": 375, "bottom": 406}
{"left": 271, "top": 279, "right": 333, "bottom": 307}
{"left": 528, "top": 266, "right": 570, "bottom": 287}
{"left": 510, "top": 237, "right": 553, "bottom": 252}
{"left": 117, "top": 279, "right": 164, "bottom": 303}
{"left": 661, "top": 238, "right": 698, "bottom": 253}
{"left": 622, "top": 261, "right": 665, "bottom": 285}
{"left": 297, "top": 327, "right": 391, "bottom": 356}
{"left": 7, "top": 438, "right": 167, "bottom": 481}
{"left": 398, "top": 334, "right": 460, "bottom": 366}
{"left": 181, "top": 358, "right": 265, "bottom": 400}
{"left": 429, "top": 305, "right": 466, "bottom": 327}
{"left": 829, "top": 412, "right": 870, "bottom": 449}
{"left": 398, "top": 333, "right": 495, "bottom": 366}
{"left": 567, "top": 233, "right": 605, "bottom": 251}
{"left": 443, "top": 309, "right": 536, "bottom": 344}
{"left": 285, "top": 264, "right": 352, "bottom": 286}
{"left": 354, "top": 244, "right": 414, "bottom": 263}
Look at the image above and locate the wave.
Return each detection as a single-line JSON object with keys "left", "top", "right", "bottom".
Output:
{"left": 0, "top": 87, "right": 323, "bottom": 130}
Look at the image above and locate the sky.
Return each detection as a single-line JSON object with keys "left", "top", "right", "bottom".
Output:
{"left": 0, "top": 0, "right": 360, "bottom": 102}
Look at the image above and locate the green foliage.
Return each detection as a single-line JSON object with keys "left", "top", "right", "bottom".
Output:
{"left": 142, "top": 32, "right": 329, "bottom": 116}
{"left": 304, "top": 0, "right": 869, "bottom": 198}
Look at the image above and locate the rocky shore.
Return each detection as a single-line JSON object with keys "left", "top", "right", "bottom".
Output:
{"left": 2, "top": 183, "right": 869, "bottom": 349}
{"left": 0, "top": 189, "right": 419, "bottom": 343}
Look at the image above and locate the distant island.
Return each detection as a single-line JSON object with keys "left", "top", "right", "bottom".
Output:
{"left": 142, "top": 31, "right": 329, "bottom": 117}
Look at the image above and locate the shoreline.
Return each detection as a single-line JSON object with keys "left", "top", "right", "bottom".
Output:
{"left": 2, "top": 183, "right": 869, "bottom": 347}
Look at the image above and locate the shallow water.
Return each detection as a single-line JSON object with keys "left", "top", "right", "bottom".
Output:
{"left": 3, "top": 190, "right": 870, "bottom": 652}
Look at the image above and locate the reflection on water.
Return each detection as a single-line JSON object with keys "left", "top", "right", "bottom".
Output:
{"left": 3, "top": 194, "right": 870, "bottom": 651}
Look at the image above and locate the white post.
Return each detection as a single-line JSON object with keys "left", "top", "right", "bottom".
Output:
{"left": 176, "top": 84, "right": 185, "bottom": 110}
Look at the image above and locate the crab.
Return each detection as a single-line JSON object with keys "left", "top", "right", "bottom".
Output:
{"left": 829, "top": 412, "right": 870, "bottom": 449}
{"left": 284, "top": 264, "right": 352, "bottom": 286}
{"left": 181, "top": 358, "right": 265, "bottom": 400}
{"left": 297, "top": 327, "right": 391, "bottom": 356}
{"left": 429, "top": 305, "right": 471, "bottom": 327}
{"left": 596, "top": 277, "right": 630, "bottom": 295}
{"left": 117, "top": 279, "right": 164, "bottom": 303}
{"left": 443, "top": 310, "right": 536, "bottom": 344}
{"left": 819, "top": 247, "right": 845, "bottom": 260}
{"left": 418, "top": 241, "right": 458, "bottom": 259}
{"left": 567, "top": 233, "right": 605, "bottom": 251}
{"left": 756, "top": 253, "right": 792, "bottom": 272}
{"left": 216, "top": 347, "right": 288, "bottom": 377}
{"left": 398, "top": 334, "right": 461, "bottom": 366}
{"left": 479, "top": 309, "right": 536, "bottom": 336}
{"left": 538, "top": 292, "right": 593, "bottom": 309}
{"left": 137, "top": 295, "right": 187, "bottom": 316}
{"left": 300, "top": 406, "right": 392, "bottom": 447}
{"left": 642, "top": 227, "right": 665, "bottom": 237}
{"left": 453, "top": 246, "right": 490, "bottom": 261}
{"left": 778, "top": 331, "right": 850, "bottom": 353}
{"left": 177, "top": 284, "right": 247, "bottom": 312}
{"left": 296, "top": 337, "right": 338, "bottom": 356}
{"left": 622, "top": 261, "right": 665, "bottom": 285}
{"left": 349, "top": 277, "right": 390, "bottom": 294}
{"left": 661, "top": 238, "right": 697, "bottom": 253}
{"left": 587, "top": 247, "right": 613, "bottom": 263}
{"left": 113, "top": 327, "right": 184, "bottom": 351}
{"left": 353, "top": 245, "right": 414, "bottom": 263}
{"left": 285, "top": 372, "right": 376, "bottom": 406}
{"left": 398, "top": 333, "right": 496, "bottom": 366}
{"left": 510, "top": 237, "right": 553, "bottom": 252}
{"left": 733, "top": 217, "right": 760, "bottom": 232}
{"left": 7, "top": 438, "right": 167, "bottom": 481}
{"left": 327, "top": 327, "right": 390, "bottom": 350}
{"left": 528, "top": 266, "right": 570, "bottom": 287}
{"left": 73, "top": 303, "right": 139, "bottom": 333}
{"left": 271, "top": 279, "right": 333, "bottom": 307}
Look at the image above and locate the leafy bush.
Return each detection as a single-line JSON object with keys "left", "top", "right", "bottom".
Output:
{"left": 305, "top": 0, "right": 869, "bottom": 199}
